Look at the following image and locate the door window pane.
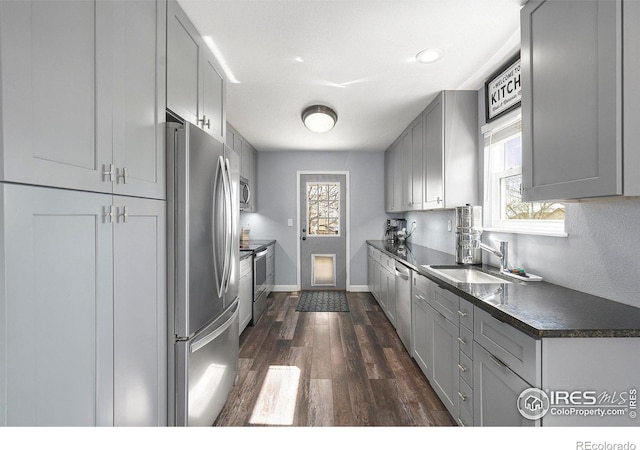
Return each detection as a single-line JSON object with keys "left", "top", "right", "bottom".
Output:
{"left": 307, "top": 183, "right": 340, "bottom": 236}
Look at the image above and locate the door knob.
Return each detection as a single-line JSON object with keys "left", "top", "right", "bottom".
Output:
{"left": 302, "top": 228, "right": 307, "bottom": 232}
{"left": 302, "top": 236, "right": 306, "bottom": 241}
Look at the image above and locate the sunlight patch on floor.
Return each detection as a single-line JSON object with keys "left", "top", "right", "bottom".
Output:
{"left": 249, "top": 365, "right": 301, "bottom": 425}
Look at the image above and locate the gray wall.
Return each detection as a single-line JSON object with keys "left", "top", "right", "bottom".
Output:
{"left": 404, "top": 87, "right": 640, "bottom": 309}
{"left": 240, "top": 151, "right": 386, "bottom": 289}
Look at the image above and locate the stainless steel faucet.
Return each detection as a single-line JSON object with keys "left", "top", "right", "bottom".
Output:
{"left": 474, "top": 239, "right": 509, "bottom": 271}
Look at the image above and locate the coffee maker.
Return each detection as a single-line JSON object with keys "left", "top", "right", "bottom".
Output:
{"left": 385, "top": 218, "right": 406, "bottom": 242}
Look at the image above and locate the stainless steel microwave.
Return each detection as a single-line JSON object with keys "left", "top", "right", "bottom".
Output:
{"left": 239, "top": 176, "right": 251, "bottom": 210}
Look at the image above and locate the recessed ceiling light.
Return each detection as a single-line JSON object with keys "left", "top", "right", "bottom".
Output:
{"left": 416, "top": 48, "right": 444, "bottom": 64}
{"left": 301, "top": 105, "right": 337, "bottom": 133}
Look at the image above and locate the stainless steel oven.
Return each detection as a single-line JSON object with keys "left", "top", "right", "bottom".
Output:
{"left": 252, "top": 248, "right": 268, "bottom": 324}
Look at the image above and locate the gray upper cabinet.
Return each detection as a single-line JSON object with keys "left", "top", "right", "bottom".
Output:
{"left": 384, "top": 139, "right": 402, "bottom": 213}
{"left": 228, "top": 122, "right": 258, "bottom": 212}
{"left": 0, "top": 1, "right": 166, "bottom": 199}
{"left": 423, "top": 91, "right": 478, "bottom": 210}
{"left": 111, "top": 0, "right": 167, "bottom": 200}
{"left": 167, "top": 0, "right": 226, "bottom": 144}
{"left": 0, "top": 1, "right": 105, "bottom": 193}
{"left": 384, "top": 147, "right": 393, "bottom": 212}
{"left": 383, "top": 90, "right": 477, "bottom": 212}
{"left": 521, "top": 0, "right": 640, "bottom": 201}
{"left": 399, "top": 113, "right": 425, "bottom": 211}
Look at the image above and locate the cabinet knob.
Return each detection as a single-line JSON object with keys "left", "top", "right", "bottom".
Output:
{"left": 199, "top": 115, "right": 211, "bottom": 129}
{"left": 117, "top": 167, "right": 129, "bottom": 184}
{"left": 118, "top": 206, "right": 129, "bottom": 223}
{"left": 103, "top": 163, "right": 115, "bottom": 182}
{"left": 103, "top": 205, "right": 115, "bottom": 224}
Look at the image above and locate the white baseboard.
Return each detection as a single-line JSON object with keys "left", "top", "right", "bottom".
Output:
{"left": 273, "top": 285, "right": 299, "bottom": 293}
{"left": 273, "top": 285, "right": 371, "bottom": 293}
{"left": 348, "top": 285, "right": 370, "bottom": 292}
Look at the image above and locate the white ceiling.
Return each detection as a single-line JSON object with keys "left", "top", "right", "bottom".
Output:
{"left": 177, "top": 0, "right": 524, "bottom": 152}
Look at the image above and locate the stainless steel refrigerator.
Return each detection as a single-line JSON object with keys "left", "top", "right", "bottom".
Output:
{"left": 167, "top": 122, "right": 239, "bottom": 426}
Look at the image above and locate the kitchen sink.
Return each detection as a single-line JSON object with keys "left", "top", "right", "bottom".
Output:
{"left": 423, "top": 265, "right": 512, "bottom": 284}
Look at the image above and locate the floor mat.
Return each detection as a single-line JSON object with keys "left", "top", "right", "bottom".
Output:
{"left": 295, "top": 290, "right": 349, "bottom": 312}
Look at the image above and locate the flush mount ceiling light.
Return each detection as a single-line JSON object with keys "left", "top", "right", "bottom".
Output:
{"left": 416, "top": 48, "right": 445, "bottom": 64}
{"left": 301, "top": 105, "right": 338, "bottom": 133}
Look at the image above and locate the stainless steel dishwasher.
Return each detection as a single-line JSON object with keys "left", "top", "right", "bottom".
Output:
{"left": 395, "top": 262, "right": 412, "bottom": 352}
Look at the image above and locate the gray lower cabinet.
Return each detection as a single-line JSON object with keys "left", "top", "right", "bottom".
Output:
{"left": 428, "top": 305, "right": 459, "bottom": 417}
{"left": 473, "top": 341, "right": 535, "bottom": 427}
{"left": 266, "top": 243, "right": 275, "bottom": 296}
{"left": 239, "top": 256, "right": 253, "bottom": 334}
{"left": 113, "top": 196, "right": 167, "bottom": 426}
{"left": 0, "top": 0, "right": 166, "bottom": 199}
{"left": 521, "top": 0, "right": 640, "bottom": 201}
{"left": 366, "top": 246, "right": 395, "bottom": 324}
{"left": 411, "top": 284, "right": 431, "bottom": 376}
{"left": 378, "top": 256, "right": 396, "bottom": 326}
{"left": 0, "top": 184, "right": 166, "bottom": 426}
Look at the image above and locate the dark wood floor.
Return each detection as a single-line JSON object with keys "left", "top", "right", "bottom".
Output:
{"left": 214, "top": 291, "right": 456, "bottom": 427}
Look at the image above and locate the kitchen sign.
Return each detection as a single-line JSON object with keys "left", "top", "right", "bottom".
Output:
{"left": 485, "top": 53, "right": 521, "bottom": 122}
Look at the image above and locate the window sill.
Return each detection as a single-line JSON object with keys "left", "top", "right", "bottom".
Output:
{"left": 482, "top": 227, "right": 568, "bottom": 238}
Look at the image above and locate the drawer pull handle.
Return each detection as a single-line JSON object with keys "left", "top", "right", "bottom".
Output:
{"left": 488, "top": 353, "right": 508, "bottom": 369}
{"left": 457, "top": 363, "right": 467, "bottom": 373}
{"left": 457, "top": 417, "right": 466, "bottom": 427}
{"left": 458, "top": 391, "right": 467, "bottom": 402}
{"left": 458, "top": 310, "right": 468, "bottom": 317}
{"left": 457, "top": 337, "right": 466, "bottom": 345}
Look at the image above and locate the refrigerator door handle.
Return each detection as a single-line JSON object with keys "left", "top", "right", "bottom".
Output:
{"left": 220, "top": 156, "right": 232, "bottom": 294}
{"left": 190, "top": 301, "right": 239, "bottom": 353}
{"left": 213, "top": 155, "right": 226, "bottom": 299}
{"left": 224, "top": 158, "right": 236, "bottom": 293}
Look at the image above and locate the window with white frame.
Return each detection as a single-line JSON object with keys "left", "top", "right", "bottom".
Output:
{"left": 483, "top": 112, "right": 565, "bottom": 235}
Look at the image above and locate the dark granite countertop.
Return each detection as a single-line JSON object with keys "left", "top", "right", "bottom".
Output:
{"left": 239, "top": 239, "right": 276, "bottom": 254}
{"left": 367, "top": 240, "right": 640, "bottom": 339}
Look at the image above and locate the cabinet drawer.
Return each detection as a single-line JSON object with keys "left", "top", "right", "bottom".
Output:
{"left": 381, "top": 254, "right": 395, "bottom": 270}
{"left": 240, "top": 257, "right": 252, "bottom": 277}
{"left": 458, "top": 298, "right": 474, "bottom": 331}
{"left": 458, "top": 377, "right": 473, "bottom": 419}
{"left": 430, "top": 284, "right": 459, "bottom": 324}
{"left": 458, "top": 350, "right": 473, "bottom": 387}
{"left": 474, "top": 307, "right": 540, "bottom": 386}
{"left": 458, "top": 324, "right": 473, "bottom": 358}
{"left": 412, "top": 272, "right": 430, "bottom": 294}
{"left": 458, "top": 399, "right": 473, "bottom": 427}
